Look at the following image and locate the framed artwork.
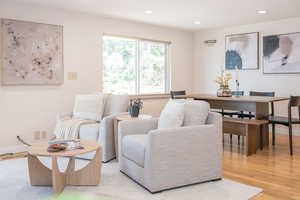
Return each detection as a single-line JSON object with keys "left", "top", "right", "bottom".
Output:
{"left": 225, "top": 32, "right": 259, "bottom": 70}
{"left": 1, "top": 19, "right": 63, "bottom": 85}
{"left": 263, "top": 32, "right": 300, "bottom": 74}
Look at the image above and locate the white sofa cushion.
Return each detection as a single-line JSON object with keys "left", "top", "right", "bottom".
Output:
{"left": 103, "top": 94, "right": 129, "bottom": 117}
{"left": 122, "top": 135, "right": 147, "bottom": 167}
{"left": 73, "top": 94, "right": 105, "bottom": 121}
{"left": 184, "top": 100, "right": 210, "bottom": 126}
{"left": 158, "top": 100, "right": 185, "bottom": 129}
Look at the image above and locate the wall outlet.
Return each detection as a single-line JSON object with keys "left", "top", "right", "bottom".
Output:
{"left": 41, "top": 131, "right": 47, "bottom": 139}
{"left": 68, "top": 72, "right": 77, "bottom": 80}
{"left": 33, "top": 131, "right": 40, "bottom": 140}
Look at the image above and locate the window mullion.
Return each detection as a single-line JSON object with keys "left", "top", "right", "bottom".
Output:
{"left": 165, "top": 43, "right": 170, "bottom": 93}
{"left": 136, "top": 40, "right": 141, "bottom": 94}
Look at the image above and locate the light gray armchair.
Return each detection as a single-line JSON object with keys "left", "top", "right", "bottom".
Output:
{"left": 57, "top": 94, "right": 129, "bottom": 162}
{"left": 119, "top": 112, "right": 223, "bottom": 193}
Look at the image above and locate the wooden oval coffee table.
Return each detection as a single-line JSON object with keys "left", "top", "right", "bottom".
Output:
{"left": 27, "top": 140, "right": 102, "bottom": 196}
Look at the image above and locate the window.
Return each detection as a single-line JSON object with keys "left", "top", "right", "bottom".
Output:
{"left": 103, "top": 35, "right": 170, "bottom": 94}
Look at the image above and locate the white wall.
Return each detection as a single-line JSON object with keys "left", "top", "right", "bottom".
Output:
{"left": 193, "top": 17, "right": 300, "bottom": 135}
{"left": 0, "top": 1, "right": 194, "bottom": 149}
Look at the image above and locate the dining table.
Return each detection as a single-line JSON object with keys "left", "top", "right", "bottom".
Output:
{"left": 180, "top": 93, "right": 290, "bottom": 146}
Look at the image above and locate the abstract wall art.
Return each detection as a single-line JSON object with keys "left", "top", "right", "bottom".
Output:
{"left": 263, "top": 32, "right": 300, "bottom": 74}
{"left": 1, "top": 19, "right": 63, "bottom": 85}
{"left": 225, "top": 32, "right": 259, "bottom": 70}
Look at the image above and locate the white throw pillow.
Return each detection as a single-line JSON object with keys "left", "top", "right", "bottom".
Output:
{"left": 184, "top": 100, "right": 210, "bottom": 126}
{"left": 73, "top": 94, "right": 105, "bottom": 121}
{"left": 158, "top": 100, "right": 185, "bottom": 129}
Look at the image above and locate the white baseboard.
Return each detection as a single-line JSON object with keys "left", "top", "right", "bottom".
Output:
{"left": 0, "top": 145, "right": 27, "bottom": 155}
{"left": 0, "top": 139, "right": 50, "bottom": 155}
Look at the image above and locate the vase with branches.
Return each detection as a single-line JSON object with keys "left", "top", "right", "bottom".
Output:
{"left": 214, "top": 68, "right": 233, "bottom": 97}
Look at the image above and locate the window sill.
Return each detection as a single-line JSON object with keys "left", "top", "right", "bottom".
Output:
{"left": 129, "top": 93, "right": 171, "bottom": 100}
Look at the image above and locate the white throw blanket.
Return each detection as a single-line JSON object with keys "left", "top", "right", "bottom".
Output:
{"left": 54, "top": 117, "right": 97, "bottom": 140}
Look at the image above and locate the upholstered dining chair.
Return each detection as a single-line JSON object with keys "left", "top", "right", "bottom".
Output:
{"left": 170, "top": 90, "right": 186, "bottom": 99}
{"left": 268, "top": 96, "right": 300, "bottom": 155}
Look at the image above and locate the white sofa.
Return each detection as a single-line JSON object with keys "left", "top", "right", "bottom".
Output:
{"left": 57, "top": 94, "right": 129, "bottom": 162}
{"left": 119, "top": 111, "right": 223, "bottom": 193}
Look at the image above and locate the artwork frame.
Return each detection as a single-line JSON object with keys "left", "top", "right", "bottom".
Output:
{"left": 1, "top": 18, "right": 64, "bottom": 86}
{"left": 225, "top": 32, "right": 259, "bottom": 70}
{"left": 263, "top": 32, "right": 300, "bottom": 74}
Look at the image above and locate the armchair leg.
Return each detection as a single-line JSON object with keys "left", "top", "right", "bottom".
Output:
{"left": 289, "top": 125, "right": 293, "bottom": 156}
{"left": 272, "top": 124, "right": 276, "bottom": 146}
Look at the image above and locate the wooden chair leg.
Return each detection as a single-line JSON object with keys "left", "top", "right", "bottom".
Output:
{"left": 238, "top": 135, "right": 240, "bottom": 145}
{"left": 272, "top": 124, "right": 276, "bottom": 146}
{"left": 260, "top": 126, "right": 263, "bottom": 150}
{"left": 230, "top": 134, "right": 233, "bottom": 144}
{"left": 289, "top": 124, "right": 293, "bottom": 156}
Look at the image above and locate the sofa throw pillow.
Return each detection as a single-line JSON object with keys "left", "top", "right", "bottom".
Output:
{"left": 184, "top": 100, "right": 210, "bottom": 126}
{"left": 158, "top": 100, "right": 185, "bottom": 129}
{"left": 73, "top": 94, "right": 105, "bottom": 121}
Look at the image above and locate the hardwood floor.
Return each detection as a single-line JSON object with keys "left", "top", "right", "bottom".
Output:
{"left": 223, "top": 134, "right": 300, "bottom": 200}
{"left": 0, "top": 152, "right": 27, "bottom": 161}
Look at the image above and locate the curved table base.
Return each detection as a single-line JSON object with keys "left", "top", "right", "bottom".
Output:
{"left": 27, "top": 148, "right": 101, "bottom": 196}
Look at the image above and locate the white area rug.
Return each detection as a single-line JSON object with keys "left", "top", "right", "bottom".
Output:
{"left": 0, "top": 158, "right": 262, "bottom": 200}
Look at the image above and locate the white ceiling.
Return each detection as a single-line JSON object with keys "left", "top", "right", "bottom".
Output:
{"left": 9, "top": 0, "right": 300, "bottom": 31}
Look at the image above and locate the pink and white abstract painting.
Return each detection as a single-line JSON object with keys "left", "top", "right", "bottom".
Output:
{"left": 263, "top": 32, "right": 300, "bottom": 74}
{"left": 1, "top": 19, "right": 63, "bottom": 85}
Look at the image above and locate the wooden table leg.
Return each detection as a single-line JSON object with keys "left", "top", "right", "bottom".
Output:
{"left": 246, "top": 124, "right": 259, "bottom": 156}
{"left": 28, "top": 148, "right": 102, "bottom": 196}
{"left": 27, "top": 154, "right": 52, "bottom": 186}
{"left": 256, "top": 102, "right": 270, "bottom": 147}
{"left": 52, "top": 156, "right": 67, "bottom": 196}
{"left": 67, "top": 148, "right": 101, "bottom": 185}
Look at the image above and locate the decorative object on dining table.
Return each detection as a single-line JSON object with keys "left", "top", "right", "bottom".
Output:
{"left": 234, "top": 66, "right": 241, "bottom": 97}
{"left": 129, "top": 98, "right": 143, "bottom": 117}
{"left": 225, "top": 32, "right": 259, "bottom": 70}
{"left": 214, "top": 68, "right": 233, "bottom": 97}
{"left": 263, "top": 32, "right": 300, "bottom": 74}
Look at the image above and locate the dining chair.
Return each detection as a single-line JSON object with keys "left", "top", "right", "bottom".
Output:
{"left": 220, "top": 91, "right": 244, "bottom": 144}
{"left": 221, "top": 91, "right": 245, "bottom": 117}
{"left": 268, "top": 96, "right": 300, "bottom": 155}
{"left": 170, "top": 90, "right": 186, "bottom": 99}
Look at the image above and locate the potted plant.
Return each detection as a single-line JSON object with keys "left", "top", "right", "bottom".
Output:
{"left": 129, "top": 99, "right": 143, "bottom": 117}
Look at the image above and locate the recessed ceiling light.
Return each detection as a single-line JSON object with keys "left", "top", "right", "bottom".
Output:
{"left": 144, "top": 10, "right": 153, "bottom": 14}
{"left": 194, "top": 21, "right": 201, "bottom": 25}
{"left": 257, "top": 10, "right": 267, "bottom": 14}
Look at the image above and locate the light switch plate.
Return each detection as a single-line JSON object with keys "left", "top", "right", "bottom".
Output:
{"left": 68, "top": 72, "right": 78, "bottom": 80}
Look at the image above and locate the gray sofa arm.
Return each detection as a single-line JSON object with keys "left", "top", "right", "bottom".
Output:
{"left": 118, "top": 118, "right": 158, "bottom": 138}
{"left": 99, "top": 112, "right": 128, "bottom": 162}
{"left": 144, "top": 121, "right": 223, "bottom": 191}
